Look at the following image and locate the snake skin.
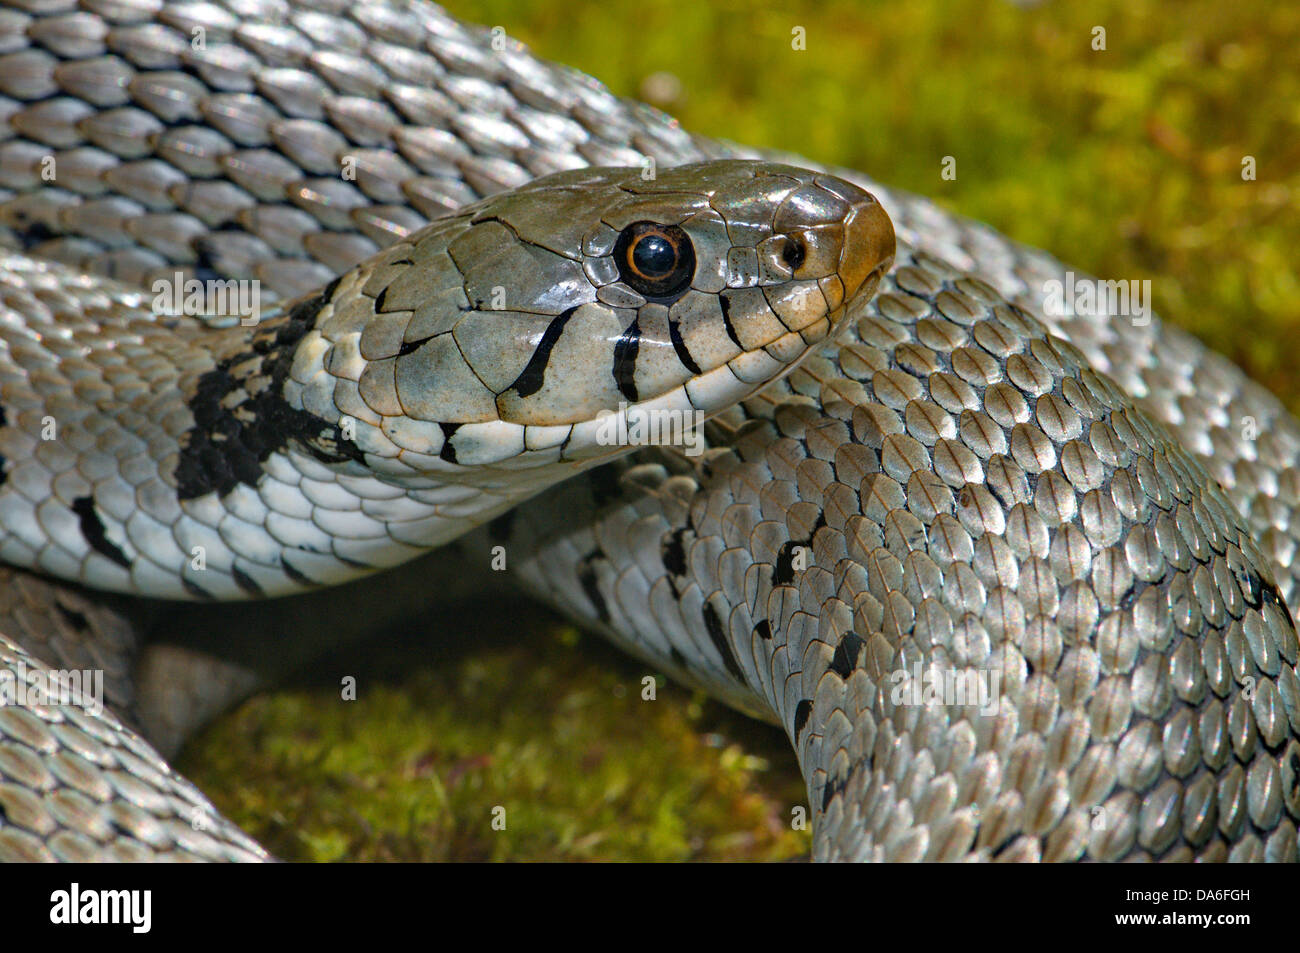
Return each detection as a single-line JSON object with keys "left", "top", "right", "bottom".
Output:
{"left": 0, "top": 626, "right": 267, "bottom": 860}
{"left": 0, "top": 0, "right": 1298, "bottom": 862}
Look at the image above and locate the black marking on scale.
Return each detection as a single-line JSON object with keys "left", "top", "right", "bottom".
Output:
{"left": 438, "top": 422, "right": 461, "bottom": 463}
{"left": 828, "top": 632, "right": 864, "bottom": 679}
{"left": 182, "top": 577, "right": 215, "bottom": 600}
{"left": 230, "top": 564, "right": 264, "bottom": 596}
{"left": 71, "top": 497, "right": 130, "bottom": 569}
{"left": 719, "top": 293, "right": 744, "bottom": 350}
{"left": 175, "top": 287, "right": 365, "bottom": 500}
{"left": 661, "top": 528, "right": 688, "bottom": 577}
{"left": 508, "top": 307, "right": 578, "bottom": 399}
{"left": 612, "top": 318, "right": 642, "bottom": 402}
{"left": 702, "top": 600, "right": 746, "bottom": 682}
{"left": 668, "top": 318, "right": 702, "bottom": 375}
{"left": 281, "top": 558, "right": 314, "bottom": 587}
{"left": 793, "top": 698, "right": 812, "bottom": 739}
{"left": 577, "top": 549, "right": 612, "bottom": 624}
{"left": 398, "top": 336, "right": 432, "bottom": 357}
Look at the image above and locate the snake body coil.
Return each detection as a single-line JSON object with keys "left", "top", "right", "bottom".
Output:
{"left": 0, "top": 0, "right": 1296, "bottom": 863}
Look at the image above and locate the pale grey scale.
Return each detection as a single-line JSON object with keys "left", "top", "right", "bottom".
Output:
{"left": 156, "top": 125, "right": 238, "bottom": 179}
{"left": 0, "top": 624, "right": 267, "bottom": 862}
{"left": 238, "top": 202, "right": 324, "bottom": 256}
{"left": 302, "top": 229, "right": 381, "bottom": 275}
{"left": 288, "top": 175, "right": 369, "bottom": 230}
{"left": 0, "top": 0, "right": 712, "bottom": 297}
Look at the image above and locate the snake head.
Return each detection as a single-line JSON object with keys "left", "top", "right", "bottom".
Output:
{"left": 289, "top": 159, "right": 893, "bottom": 478}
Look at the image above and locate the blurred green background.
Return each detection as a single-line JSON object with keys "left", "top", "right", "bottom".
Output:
{"left": 180, "top": 0, "right": 1299, "bottom": 860}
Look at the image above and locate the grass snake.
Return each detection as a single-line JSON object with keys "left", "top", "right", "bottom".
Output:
{"left": 0, "top": 0, "right": 1295, "bottom": 863}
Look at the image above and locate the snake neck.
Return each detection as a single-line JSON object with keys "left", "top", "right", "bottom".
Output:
{"left": 0, "top": 259, "right": 537, "bottom": 602}
{"left": 173, "top": 279, "right": 366, "bottom": 503}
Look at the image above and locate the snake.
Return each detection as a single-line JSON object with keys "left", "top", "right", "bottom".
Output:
{"left": 0, "top": 0, "right": 1295, "bottom": 864}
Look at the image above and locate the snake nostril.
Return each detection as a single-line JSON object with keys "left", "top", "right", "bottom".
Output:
{"left": 781, "top": 235, "right": 806, "bottom": 272}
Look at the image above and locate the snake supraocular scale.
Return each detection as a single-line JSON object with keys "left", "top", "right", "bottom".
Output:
{"left": 0, "top": 0, "right": 1296, "bottom": 863}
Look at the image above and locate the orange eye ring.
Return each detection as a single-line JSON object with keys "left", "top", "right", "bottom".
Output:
{"left": 612, "top": 221, "right": 695, "bottom": 302}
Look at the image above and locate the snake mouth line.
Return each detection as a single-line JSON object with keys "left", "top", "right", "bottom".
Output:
{"left": 857, "top": 260, "right": 892, "bottom": 301}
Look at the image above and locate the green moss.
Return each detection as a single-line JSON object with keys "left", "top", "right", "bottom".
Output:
{"left": 180, "top": 0, "right": 1296, "bottom": 860}
{"left": 183, "top": 621, "right": 809, "bottom": 861}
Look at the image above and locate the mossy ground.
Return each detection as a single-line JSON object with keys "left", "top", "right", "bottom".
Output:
{"left": 182, "top": 608, "right": 808, "bottom": 861}
{"left": 179, "top": 0, "right": 1298, "bottom": 860}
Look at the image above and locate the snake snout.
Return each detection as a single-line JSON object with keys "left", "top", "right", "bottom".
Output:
{"left": 836, "top": 189, "right": 896, "bottom": 306}
{"left": 783, "top": 175, "right": 895, "bottom": 310}
{"left": 756, "top": 174, "right": 895, "bottom": 337}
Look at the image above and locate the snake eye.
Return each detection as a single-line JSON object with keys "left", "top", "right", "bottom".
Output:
{"left": 613, "top": 221, "right": 695, "bottom": 301}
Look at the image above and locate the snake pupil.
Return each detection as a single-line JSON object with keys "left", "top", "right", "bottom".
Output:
{"left": 613, "top": 221, "right": 696, "bottom": 301}
{"left": 632, "top": 233, "right": 675, "bottom": 278}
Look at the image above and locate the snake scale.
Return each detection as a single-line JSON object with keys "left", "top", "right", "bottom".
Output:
{"left": 0, "top": 0, "right": 1296, "bottom": 864}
